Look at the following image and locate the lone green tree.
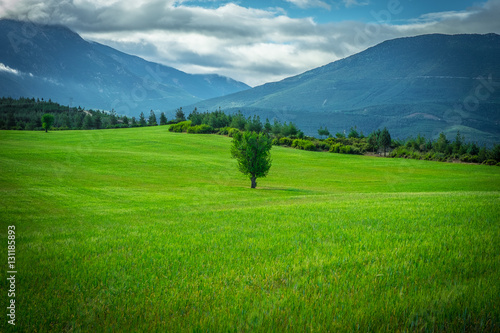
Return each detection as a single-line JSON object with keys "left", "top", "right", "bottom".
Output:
{"left": 41, "top": 113, "right": 54, "bottom": 132}
{"left": 230, "top": 131, "right": 272, "bottom": 189}
{"left": 379, "top": 127, "right": 391, "bottom": 156}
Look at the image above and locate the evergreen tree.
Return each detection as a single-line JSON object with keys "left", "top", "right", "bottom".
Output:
{"left": 281, "top": 122, "right": 291, "bottom": 137}
{"left": 159, "top": 112, "right": 168, "bottom": 125}
{"left": 139, "top": 112, "right": 147, "bottom": 127}
{"left": 490, "top": 144, "right": 500, "bottom": 162}
{"left": 348, "top": 126, "right": 360, "bottom": 139}
{"left": 335, "top": 131, "right": 345, "bottom": 139}
{"left": 62, "top": 114, "right": 71, "bottom": 128}
{"left": 94, "top": 112, "right": 102, "bottom": 129}
{"left": 264, "top": 118, "right": 272, "bottom": 134}
{"left": 188, "top": 108, "right": 201, "bottom": 125}
{"left": 453, "top": 131, "right": 464, "bottom": 154}
{"left": 82, "top": 114, "right": 94, "bottom": 129}
{"left": 230, "top": 111, "right": 246, "bottom": 130}
{"left": 379, "top": 127, "right": 391, "bottom": 156}
{"left": 271, "top": 119, "right": 282, "bottom": 136}
{"left": 148, "top": 110, "right": 157, "bottom": 126}
{"left": 175, "top": 107, "right": 186, "bottom": 122}
{"left": 368, "top": 130, "right": 380, "bottom": 153}
{"left": 123, "top": 116, "right": 129, "bottom": 126}
{"left": 478, "top": 146, "right": 488, "bottom": 163}
{"left": 318, "top": 126, "right": 330, "bottom": 139}
{"left": 245, "top": 115, "right": 263, "bottom": 133}
{"left": 109, "top": 111, "right": 118, "bottom": 126}
{"left": 434, "top": 133, "right": 449, "bottom": 153}
{"left": 74, "top": 113, "right": 84, "bottom": 129}
{"left": 288, "top": 122, "right": 298, "bottom": 137}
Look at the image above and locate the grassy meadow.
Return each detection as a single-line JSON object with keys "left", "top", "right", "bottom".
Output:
{"left": 1, "top": 126, "right": 499, "bottom": 331}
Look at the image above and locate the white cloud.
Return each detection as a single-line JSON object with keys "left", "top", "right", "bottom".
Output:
{"left": 1, "top": 0, "right": 499, "bottom": 86}
{"left": 0, "top": 63, "right": 20, "bottom": 75}
{"left": 408, "top": 10, "right": 478, "bottom": 24}
{"left": 284, "top": 0, "right": 331, "bottom": 10}
{"left": 343, "top": 0, "right": 369, "bottom": 8}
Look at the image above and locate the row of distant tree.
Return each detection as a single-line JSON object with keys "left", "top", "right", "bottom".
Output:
{"left": 0, "top": 97, "right": 169, "bottom": 130}
{"left": 1, "top": 98, "right": 498, "bottom": 165}
{"left": 173, "top": 108, "right": 500, "bottom": 165}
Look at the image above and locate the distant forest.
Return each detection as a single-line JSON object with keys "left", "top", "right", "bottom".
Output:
{"left": 0, "top": 97, "right": 165, "bottom": 130}
{"left": 1, "top": 97, "right": 499, "bottom": 166}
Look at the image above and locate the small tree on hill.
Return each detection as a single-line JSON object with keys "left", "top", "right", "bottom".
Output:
{"left": 245, "top": 115, "right": 263, "bottom": 133}
{"left": 148, "top": 110, "right": 157, "bottom": 126}
{"left": 348, "top": 126, "right": 359, "bottom": 139}
{"left": 271, "top": 119, "right": 282, "bottom": 136}
{"left": 230, "top": 111, "right": 246, "bottom": 130}
{"left": 159, "top": 112, "right": 168, "bottom": 125}
{"left": 318, "top": 126, "right": 330, "bottom": 139}
{"left": 175, "top": 107, "right": 186, "bottom": 123}
{"left": 131, "top": 117, "right": 138, "bottom": 127}
{"left": 139, "top": 112, "right": 147, "bottom": 127}
{"left": 231, "top": 131, "right": 272, "bottom": 189}
{"left": 41, "top": 113, "right": 54, "bottom": 132}
{"left": 379, "top": 127, "right": 391, "bottom": 156}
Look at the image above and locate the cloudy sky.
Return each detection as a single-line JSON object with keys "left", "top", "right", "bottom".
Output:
{"left": 1, "top": 0, "right": 500, "bottom": 86}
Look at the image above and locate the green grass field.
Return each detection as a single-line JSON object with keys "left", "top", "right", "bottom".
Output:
{"left": 1, "top": 127, "right": 499, "bottom": 331}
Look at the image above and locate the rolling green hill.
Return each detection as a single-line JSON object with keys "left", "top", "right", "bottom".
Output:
{"left": 187, "top": 34, "right": 500, "bottom": 145}
{"left": 0, "top": 127, "right": 499, "bottom": 331}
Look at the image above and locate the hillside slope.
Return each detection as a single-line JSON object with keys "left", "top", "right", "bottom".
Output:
{"left": 188, "top": 34, "right": 500, "bottom": 144}
{"left": 0, "top": 19, "right": 249, "bottom": 117}
{"left": 1, "top": 127, "right": 499, "bottom": 331}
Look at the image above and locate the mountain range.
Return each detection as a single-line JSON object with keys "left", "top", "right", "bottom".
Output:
{"left": 0, "top": 19, "right": 499, "bottom": 145}
{"left": 0, "top": 19, "right": 249, "bottom": 116}
{"left": 186, "top": 33, "right": 500, "bottom": 145}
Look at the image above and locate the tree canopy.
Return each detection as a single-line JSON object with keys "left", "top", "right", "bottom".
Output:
{"left": 41, "top": 113, "right": 54, "bottom": 133}
{"left": 230, "top": 131, "right": 272, "bottom": 189}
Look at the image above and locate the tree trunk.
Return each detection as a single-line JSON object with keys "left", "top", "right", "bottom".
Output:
{"left": 251, "top": 176, "right": 257, "bottom": 189}
{"left": 45, "top": 128, "right": 48, "bottom": 133}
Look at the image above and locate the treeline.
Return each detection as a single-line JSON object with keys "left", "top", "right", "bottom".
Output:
{"left": 171, "top": 108, "right": 500, "bottom": 166}
{"left": 390, "top": 132, "right": 500, "bottom": 165}
{"left": 168, "top": 107, "right": 304, "bottom": 137}
{"left": 170, "top": 111, "right": 393, "bottom": 156}
{"left": 2, "top": 98, "right": 499, "bottom": 166}
{"left": 0, "top": 97, "right": 168, "bottom": 130}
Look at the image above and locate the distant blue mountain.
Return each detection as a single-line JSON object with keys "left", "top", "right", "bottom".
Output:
{"left": 0, "top": 19, "right": 249, "bottom": 117}
{"left": 187, "top": 33, "right": 500, "bottom": 145}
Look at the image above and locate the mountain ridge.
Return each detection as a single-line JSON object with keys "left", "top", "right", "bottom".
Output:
{"left": 0, "top": 19, "right": 250, "bottom": 116}
{"left": 186, "top": 33, "right": 500, "bottom": 145}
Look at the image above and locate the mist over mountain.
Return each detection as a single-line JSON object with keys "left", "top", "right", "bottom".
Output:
{"left": 186, "top": 33, "right": 500, "bottom": 145}
{"left": 0, "top": 19, "right": 250, "bottom": 117}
